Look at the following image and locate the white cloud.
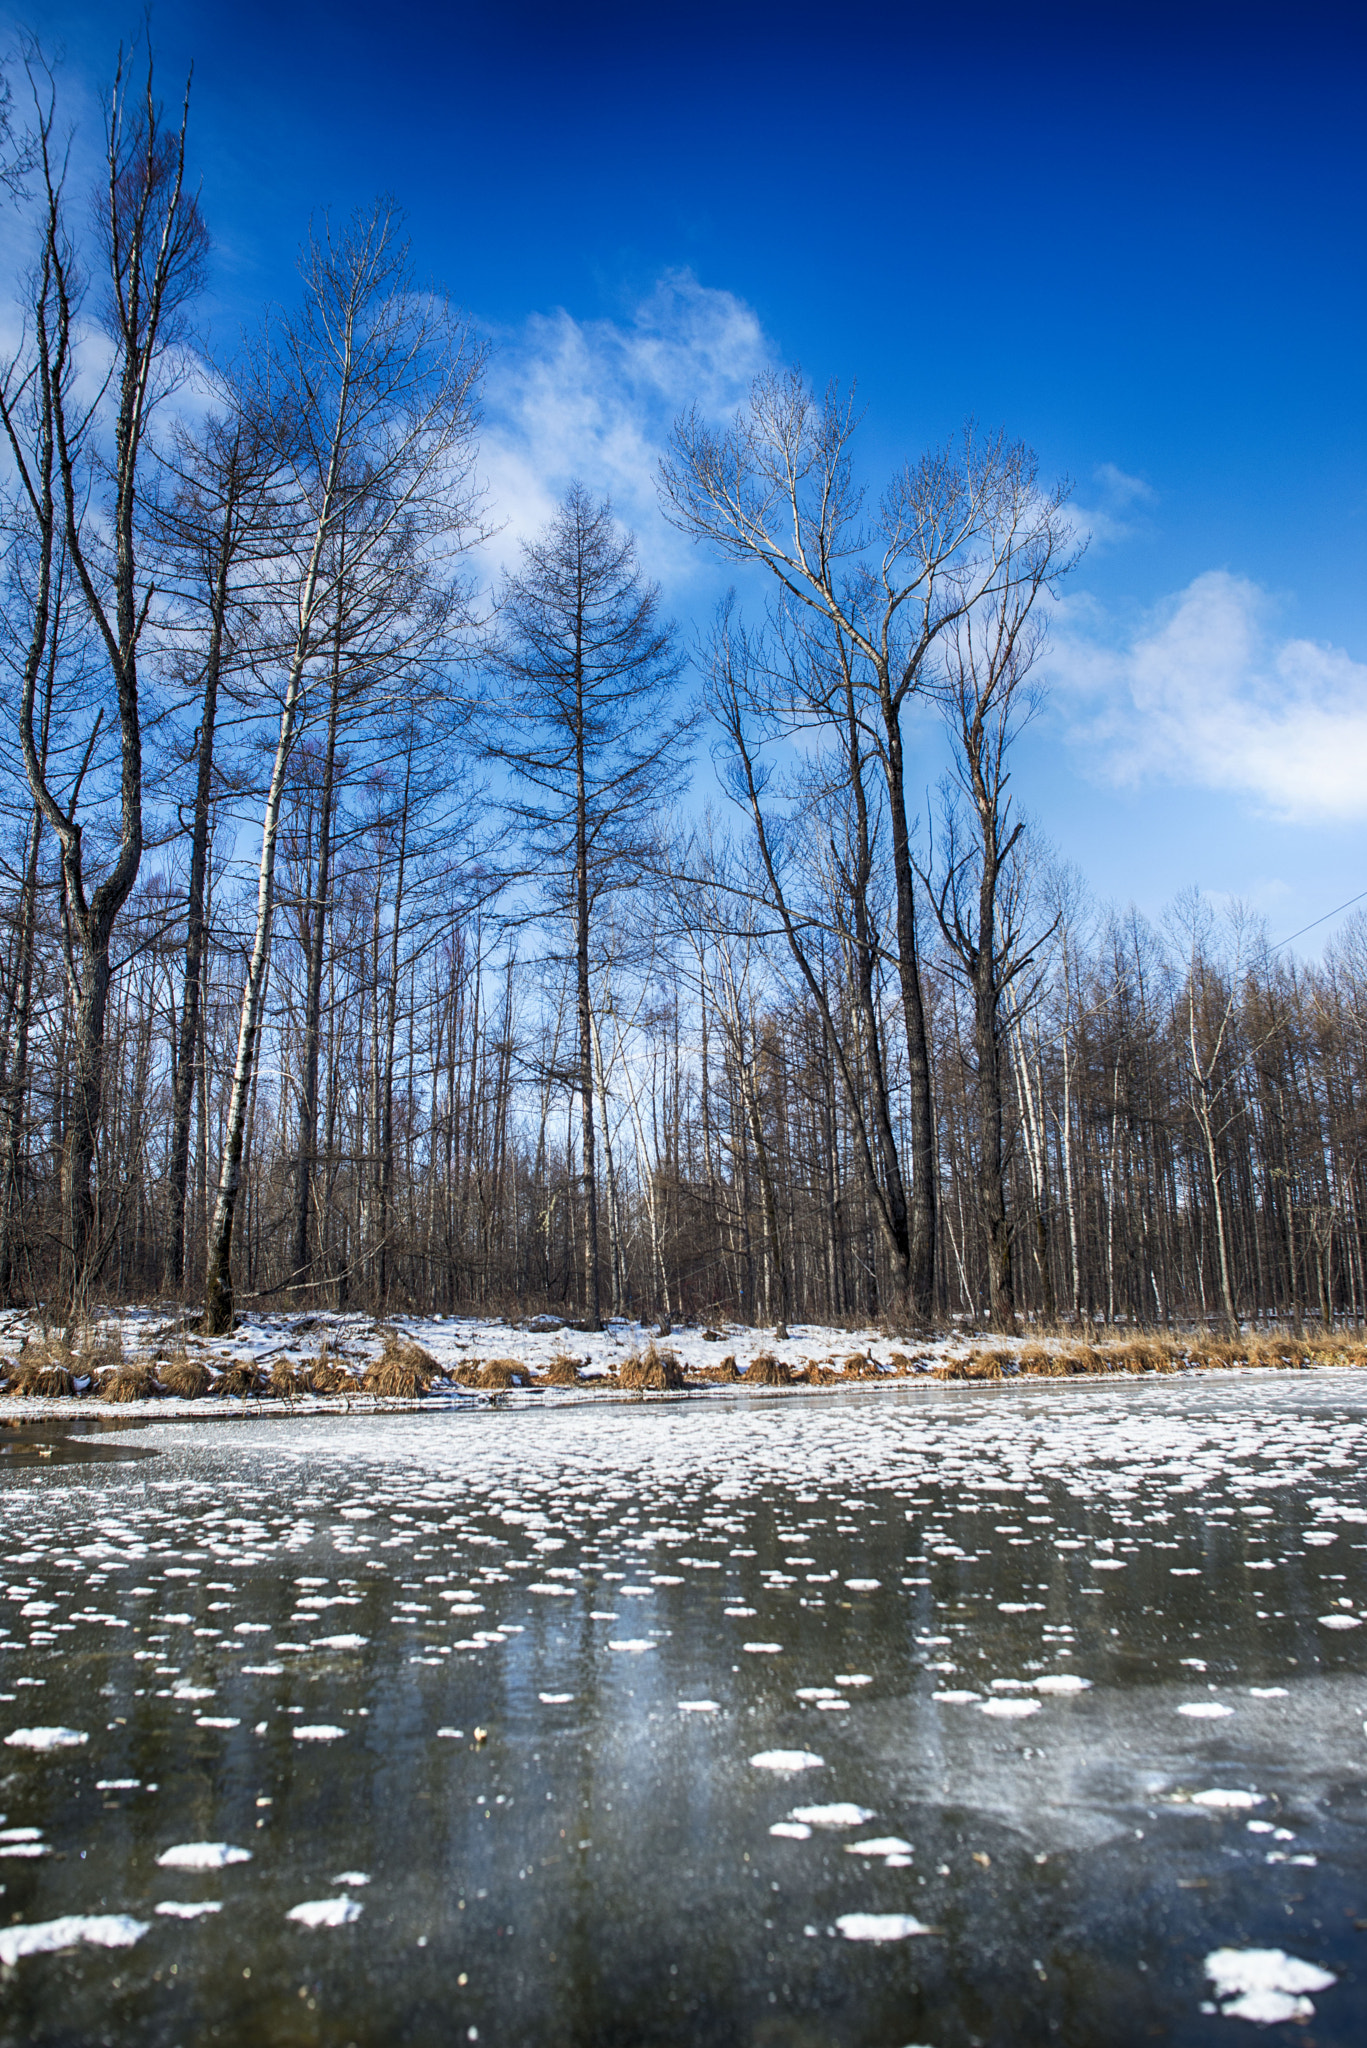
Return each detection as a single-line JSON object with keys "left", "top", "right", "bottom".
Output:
{"left": 476, "top": 268, "right": 770, "bottom": 583}
{"left": 1050, "top": 569, "right": 1367, "bottom": 823}
{"left": 1074, "top": 461, "right": 1157, "bottom": 550}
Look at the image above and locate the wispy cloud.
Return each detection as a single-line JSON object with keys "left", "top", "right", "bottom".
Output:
{"left": 1049, "top": 569, "right": 1367, "bottom": 823}
{"left": 477, "top": 268, "right": 771, "bottom": 582}
{"left": 1074, "top": 461, "right": 1157, "bottom": 550}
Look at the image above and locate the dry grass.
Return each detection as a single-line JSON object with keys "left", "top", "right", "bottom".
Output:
{"left": 78, "top": 1322, "right": 124, "bottom": 1375}
{"left": 686, "top": 1352, "right": 741, "bottom": 1384}
{"left": 308, "top": 1349, "right": 355, "bottom": 1395}
{"left": 839, "top": 1351, "right": 886, "bottom": 1379}
{"left": 216, "top": 1360, "right": 265, "bottom": 1399}
{"left": 789, "top": 1361, "right": 841, "bottom": 1385}
{"left": 617, "top": 1342, "right": 686, "bottom": 1391}
{"left": 540, "top": 1354, "right": 585, "bottom": 1387}
{"left": 934, "top": 1350, "right": 1008, "bottom": 1382}
{"left": 6, "top": 1359, "right": 77, "bottom": 1398}
{"left": 159, "top": 1357, "right": 212, "bottom": 1399}
{"left": 1017, "top": 1344, "right": 1067, "bottom": 1377}
{"left": 268, "top": 1359, "right": 313, "bottom": 1399}
{"left": 745, "top": 1351, "right": 793, "bottom": 1387}
{"left": 362, "top": 1353, "right": 434, "bottom": 1398}
{"left": 475, "top": 1358, "right": 529, "bottom": 1390}
{"left": 100, "top": 1363, "right": 158, "bottom": 1403}
{"left": 376, "top": 1330, "right": 442, "bottom": 1377}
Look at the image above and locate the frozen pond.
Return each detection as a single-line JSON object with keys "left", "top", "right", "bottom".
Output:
{"left": 0, "top": 1375, "right": 1364, "bottom": 2044}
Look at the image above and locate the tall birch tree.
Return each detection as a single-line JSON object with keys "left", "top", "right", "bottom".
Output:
{"left": 203, "top": 202, "right": 484, "bottom": 1332}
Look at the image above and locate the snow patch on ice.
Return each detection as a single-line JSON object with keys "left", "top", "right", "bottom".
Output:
{"left": 1204, "top": 1947, "right": 1335, "bottom": 2025}
{"left": 0, "top": 1914, "right": 149, "bottom": 1965}
{"left": 836, "top": 1912, "right": 932, "bottom": 1942}
{"left": 4, "top": 1726, "right": 87, "bottom": 1750}
{"left": 287, "top": 1896, "right": 364, "bottom": 1928}
{"left": 157, "top": 1842, "right": 252, "bottom": 1869}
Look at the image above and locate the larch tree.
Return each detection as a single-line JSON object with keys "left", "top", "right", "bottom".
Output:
{"left": 203, "top": 200, "right": 485, "bottom": 1334}
{"left": 660, "top": 371, "right": 1072, "bottom": 1324}
{"left": 920, "top": 469, "right": 1078, "bottom": 1326}
{"left": 485, "top": 484, "right": 689, "bottom": 1330}
{"left": 0, "top": 44, "right": 206, "bottom": 1316}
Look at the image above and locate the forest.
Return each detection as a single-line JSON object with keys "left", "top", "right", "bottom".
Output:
{"left": 1, "top": 42, "right": 1363, "bottom": 1341}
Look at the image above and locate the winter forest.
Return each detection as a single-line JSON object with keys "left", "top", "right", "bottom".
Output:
{"left": 1, "top": 44, "right": 1363, "bottom": 1344}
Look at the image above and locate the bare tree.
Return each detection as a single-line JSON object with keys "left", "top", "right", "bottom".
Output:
{"left": 484, "top": 484, "right": 688, "bottom": 1330}
{"left": 202, "top": 200, "right": 485, "bottom": 1333}
{"left": 661, "top": 372, "right": 1068, "bottom": 1320}
{"left": 0, "top": 44, "right": 206, "bottom": 1313}
{"left": 154, "top": 398, "right": 279, "bottom": 1289}
{"left": 920, "top": 485, "right": 1076, "bottom": 1325}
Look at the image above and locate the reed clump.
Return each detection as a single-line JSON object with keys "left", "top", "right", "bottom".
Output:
{"left": 159, "top": 1357, "right": 212, "bottom": 1398}
{"left": 362, "top": 1353, "right": 434, "bottom": 1398}
{"left": 539, "top": 1354, "right": 584, "bottom": 1387}
{"left": 308, "top": 1345, "right": 354, "bottom": 1394}
{"left": 377, "top": 1330, "right": 442, "bottom": 1378}
{"left": 268, "top": 1359, "right": 313, "bottom": 1399}
{"left": 79, "top": 1323, "right": 124, "bottom": 1377}
{"left": 687, "top": 1352, "right": 741, "bottom": 1383}
{"left": 7, "top": 1356, "right": 77, "bottom": 1398}
{"left": 839, "top": 1352, "right": 886, "bottom": 1379}
{"left": 617, "top": 1342, "right": 686, "bottom": 1391}
{"left": 216, "top": 1359, "right": 265, "bottom": 1398}
{"left": 475, "top": 1358, "right": 528, "bottom": 1390}
{"left": 745, "top": 1351, "right": 793, "bottom": 1386}
{"left": 100, "top": 1362, "right": 158, "bottom": 1403}
{"left": 1017, "top": 1344, "right": 1067, "bottom": 1377}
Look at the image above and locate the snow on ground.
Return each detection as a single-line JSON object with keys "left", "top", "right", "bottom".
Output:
{"left": 0, "top": 1307, "right": 1361, "bottom": 1418}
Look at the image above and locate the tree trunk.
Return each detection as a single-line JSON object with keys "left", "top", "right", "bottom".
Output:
{"left": 167, "top": 458, "right": 240, "bottom": 1290}
{"left": 880, "top": 705, "right": 937, "bottom": 1321}
{"left": 204, "top": 650, "right": 309, "bottom": 1332}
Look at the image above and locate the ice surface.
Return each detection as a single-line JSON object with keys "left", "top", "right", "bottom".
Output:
{"left": 749, "top": 1750, "right": 823, "bottom": 1772}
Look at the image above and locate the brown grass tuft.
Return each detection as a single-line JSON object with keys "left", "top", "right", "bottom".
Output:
{"left": 268, "top": 1359, "right": 312, "bottom": 1399}
{"left": 101, "top": 1363, "right": 158, "bottom": 1403}
{"left": 790, "top": 1361, "right": 841, "bottom": 1384}
{"left": 885, "top": 1351, "right": 926, "bottom": 1376}
{"left": 745, "top": 1351, "right": 793, "bottom": 1386}
{"left": 839, "top": 1352, "right": 886, "bottom": 1379}
{"left": 1018, "top": 1344, "right": 1065, "bottom": 1377}
{"left": 617, "top": 1342, "right": 686, "bottom": 1391}
{"left": 216, "top": 1360, "right": 265, "bottom": 1398}
{"left": 308, "top": 1349, "right": 354, "bottom": 1395}
{"left": 476, "top": 1358, "right": 528, "bottom": 1390}
{"left": 539, "top": 1354, "right": 584, "bottom": 1387}
{"left": 362, "top": 1354, "right": 433, "bottom": 1398}
{"left": 79, "top": 1323, "right": 124, "bottom": 1375}
{"left": 377, "top": 1330, "right": 442, "bottom": 1377}
{"left": 7, "top": 1359, "right": 77, "bottom": 1398}
{"left": 687, "top": 1352, "right": 741, "bottom": 1384}
{"left": 159, "top": 1357, "right": 211, "bottom": 1399}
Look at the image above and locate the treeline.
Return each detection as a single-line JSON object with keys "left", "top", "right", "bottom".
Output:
{"left": 0, "top": 40, "right": 1361, "bottom": 1335}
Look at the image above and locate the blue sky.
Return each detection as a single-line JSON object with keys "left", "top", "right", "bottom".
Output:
{"left": 9, "top": 0, "right": 1367, "bottom": 952}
